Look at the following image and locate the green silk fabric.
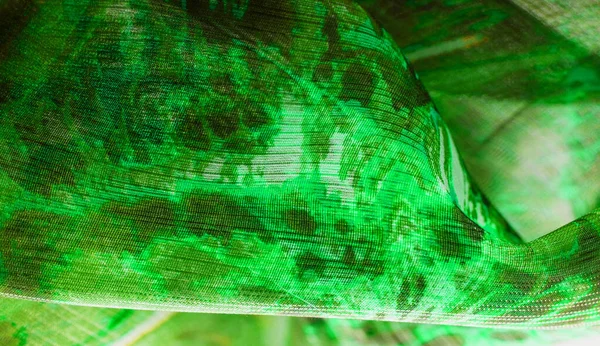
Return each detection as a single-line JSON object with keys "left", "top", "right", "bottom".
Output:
{"left": 1, "top": 0, "right": 599, "bottom": 344}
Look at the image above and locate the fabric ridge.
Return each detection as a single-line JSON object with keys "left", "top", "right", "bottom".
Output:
{"left": 0, "top": 0, "right": 599, "bottom": 345}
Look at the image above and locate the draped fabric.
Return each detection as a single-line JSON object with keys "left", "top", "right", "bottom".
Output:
{"left": 0, "top": 0, "right": 599, "bottom": 344}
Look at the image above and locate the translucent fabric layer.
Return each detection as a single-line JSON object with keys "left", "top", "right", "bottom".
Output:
{"left": 1, "top": 0, "right": 599, "bottom": 344}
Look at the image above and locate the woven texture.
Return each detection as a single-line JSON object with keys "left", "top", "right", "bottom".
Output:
{"left": 1, "top": 0, "right": 600, "bottom": 344}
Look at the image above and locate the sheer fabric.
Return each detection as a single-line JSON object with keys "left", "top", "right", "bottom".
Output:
{"left": 1, "top": 0, "right": 599, "bottom": 344}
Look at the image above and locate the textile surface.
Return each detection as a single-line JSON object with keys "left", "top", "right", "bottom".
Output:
{"left": 1, "top": 0, "right": 599, "bottom": 344}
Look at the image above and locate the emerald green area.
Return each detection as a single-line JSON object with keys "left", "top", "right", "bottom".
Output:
{"left": 1, "top": 0, "right": 600, "bottom": 345}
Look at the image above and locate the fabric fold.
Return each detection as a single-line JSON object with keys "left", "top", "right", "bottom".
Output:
{"left": 0, "top": 0, "right": 599, "bottom": 331}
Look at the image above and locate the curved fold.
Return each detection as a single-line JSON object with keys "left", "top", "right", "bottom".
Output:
{"left": 0, "top": 0, "right": 599, "bottom": 328}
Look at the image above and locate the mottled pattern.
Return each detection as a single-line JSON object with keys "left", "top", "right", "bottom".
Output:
{"left": 358, "top": 0, "right": 600, "bottom": 240}
{"left": 1, "top": 1, "right": 600, "bottom": 344}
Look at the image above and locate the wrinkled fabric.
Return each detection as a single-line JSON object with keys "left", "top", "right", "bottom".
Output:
{"left": 0, "top": 0, "right": 599, "bottom": 345}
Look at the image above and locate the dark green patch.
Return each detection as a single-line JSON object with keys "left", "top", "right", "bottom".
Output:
{"left": 0, "top": 80, "right": 13, "bottom": 104}
{"left": 153, "top": 244, "right": 232, "bottom": 296}
{"left": 359, "top": 257, "right": 385, "bottom": 279}
{"left": 554, "top": 218, "right": 600, "bottom": 297}
{"left": 339, "top": 62, "right": 376, "bottom": 107}
{"left": 367, "top": 13, "right": 383, "bottom": 37}
{"left": 296, "top": 252, "right": 327, "bottom": 277}
{"left": 396, "top": 274, "right": 426, "bottom": 313}
{"left": 321, "top": 6, "right": 341, "bottom": 61}
{"left": 497, "top": 265, "right": 536, "bottom": 292}
{"left": 0, "top": 0, "right": 36, "bottom": 61}
{"left": 186, "top": 0, "right": 296, "bottom": 53}
{"left": 306, "top": 129, "right": 331, "bottom": 162}
{"left": 68, "top": 67, "right": 126, "bottom": 164}
{"left": 334, "top": 219, "right": 351, "bottom": 234}
{"left": 342, "top": 246, "right": 356, "bottom": 266}
{"left": 212, "top": 74, "right": 237, "bottom": 97}
{"left": 312, "top": 63, "right": 333, "bottom": 83}
{"left": 0, "top": 211, "right": 68, "bottom": 293}
{"left": 241, "top": 105, "right": 271, "bottom": 128}
{"left": 379, "top": 57, "right": 430, "bottom": 110}
{"left": 103, "top": 132, "right": 127, "bottom": 164}
{"left": 238, "top": 285, "right": 293, "bottom": 304}
{"left": 433, "top": 228, "right": 464, "bottom": 259}
{"left": 453, "top": 208, "right": 486, "bottom": 242}
{"left": 184, "top": 191, "right": 271, "bottom": 243}
{"left": 284, "top": 209, "right": 317, "bottom": 235}
{"left": 177, "top": 111, "right": 212, "bottom": 151}
{"left": 128, "top": 83, "right": 169, "bottom": 147}
{"left": 223, "top": 134, "right": 257, "bottom": 153}
{"left": 105, "top": 197, "right": 178, "bottom": 244}
{"left": 205, "top": 107, "right": 240, "bottom": 139}
{"left": 21, "top": 142, "right": 84, "bottom": 197}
